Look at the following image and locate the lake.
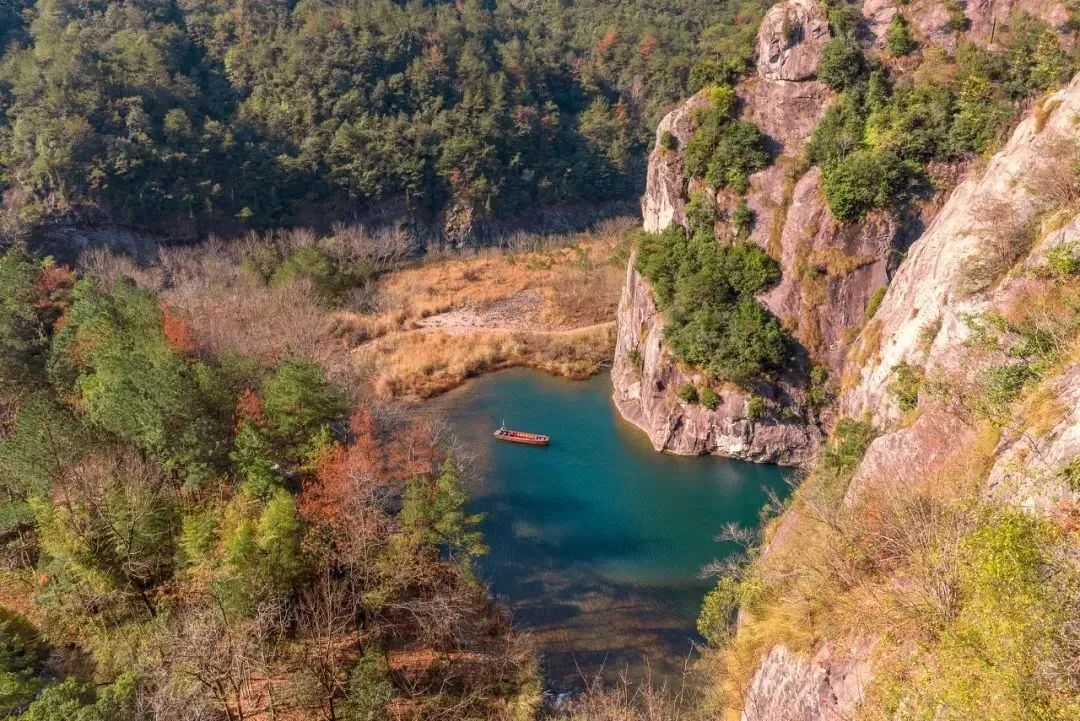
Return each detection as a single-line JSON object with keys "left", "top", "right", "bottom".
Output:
{"left": 426, "top": 369, "right": 789, "bottom": 688}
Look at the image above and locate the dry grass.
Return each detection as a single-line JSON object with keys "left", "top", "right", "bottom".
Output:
{"left": 344, "top": 217, "right": 632, "bottom": 398}
{"left": 335, "top": 217, "right": 631, "bottom": 344}
{"left": 356, "top": 325, "right": 616, "bottom": 400}
{"left": 842, "top": 318, "right": 882, "bottom": 390}
{"left": 81, "top": 233, "right": 357, "bottom": 382}
{"left": 80, "top": 218, "right": 633, "bottom": 402}
{"left": 705, "top": 423, "right": 1000, "bottom": 721}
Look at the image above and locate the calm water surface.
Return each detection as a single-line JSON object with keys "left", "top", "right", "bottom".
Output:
{"left": 426, "top": 369, "right": 789, "bottom": 687}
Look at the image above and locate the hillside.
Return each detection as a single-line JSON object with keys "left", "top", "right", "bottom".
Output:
{"left": 1, "top": 0, "right": 1080, "bottom": 719}
{"left": 0, "top": 0, "right": 769, "bottom": 245}
{"left": 618, "top": 0, "right": 1080, "bottom": 718}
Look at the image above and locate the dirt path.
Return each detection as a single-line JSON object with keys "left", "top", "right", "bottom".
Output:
{"left": 407, "top": 289, "right": 614, "bottom": 337}
{"left": 414, "top": 318, "right": 615, "bottom": 337}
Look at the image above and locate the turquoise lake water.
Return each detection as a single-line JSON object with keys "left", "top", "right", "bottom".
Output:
{"left": 427, "top": 369, "right": 789, "bottom": 687}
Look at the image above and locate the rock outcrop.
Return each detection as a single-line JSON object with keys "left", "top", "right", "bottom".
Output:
{"left": 628, "top": 0, "right": 1080, "bottom": 717}
{"left": 862, "top": 0, "right": 1068, "bottom": 53}
{"left": 620, "top": 0, "right": 908, "bottom": 464}
{"left": 756, "top": 0, "right": 831, "bottom": 81}
{"left": 740, "top": 643, "right": 873, "bottom": 721}
{"left": 738, "top": 74, "right": 1080, "bottom": 721}
{"left": 641, "top": 93, "right": 713, "bottom": 234}
{"left": 612, "top": 254, "right": 819, "bottom": 465}
{"left": 841, "top": 79, "right": 1080, "bottom": 421}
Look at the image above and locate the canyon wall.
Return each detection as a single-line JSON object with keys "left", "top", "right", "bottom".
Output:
{"left": 618, "top": 0, "right": 1080, "bottom": 717}
{"left": 617, "top": 0, "right": 939, "bottom": 464}
{"left": 739, "top": 73, "right": 1080, "bottom": 721}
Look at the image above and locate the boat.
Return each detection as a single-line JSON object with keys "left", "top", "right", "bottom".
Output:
{"left": 494, "top": 422, "right": 549, "bottom": 446}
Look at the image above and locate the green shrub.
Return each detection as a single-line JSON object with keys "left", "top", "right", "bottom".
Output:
{"left": 700, "top": 386, "right": 719, "bottom": 410}
{"left": 806, "top": 91, "right": 867, "bottom": 168}
{"left": 660, "top": 130, "right": 678, "bottom": 151}
{"left": 1061, "top": 459, "right": 1080, "bottom": 492}
{"left": 262, "top": 360, "right": 346, "bottom": 456}
{"left": 817, "top": 35, "right": 865, "bottom": 91}
{"left": 685, "top": 87, "right": 770, "bottom": 193}
{"left": 1045, "top": 240, "right": 1080, "bottom": 277}
{"left": 886, "top": 511, "right": 1079, "bottom": 721}
{"left": 679, "top": 383, "right": 699, "bottom": 404}
{"left": 342, "top": 645, "right": 393, "bottom": 721}
{"left": 1005, "top": 20, "right": 1072, "bottom": 97}
{"left": 825, "top": 3, "right": 862, "bottom": 37}
{"left": 821, "top": 149, "right": 923, "bottom": 221}
{"left": 0, "top": 613, "right": 43, "bottom": 715}
{"left": 865, "top": 83, "right": 953, "bottom": 162}
{"left": 689, "top": 3, "right": 768, "bottom": 89}
{"left": 885, "top": 13, "right": 917, "bottom": 56}
{"left": 697, "top": 576, "right": 742, "bottom": 646}
{"left": 808, "top": 364, "right": 831, "bottom": 408}
{"left": 667, "top": 296, "right": 787, "bottom": 387}
{"left": 746, "top": 395, "right": 766, "bottom": 422}
{"left": 636, "top": 223, "right": 787, "bottom": 387}
{"left": 271, "top": 246, "right": 368, "bottom": 305}
{"left": 821, "top": 418, "right": 875, "bottom": 478}
{"left": 889, "top": 361, "right": 922, "bottom": 411}
{"left": 628, "top": 347, "right": 644, "bottom": 369}
{"left": 945, "top": 0, "right": 968, "bottom": 32}
{"left": 946, "top": 75, "right": 1013, "bottom": 155}
{"left": 982, "top": 362, "right": 1037, "bottom": 415}
{"left": 864, "top": 286, "right": 887, "bottom": 320}
{"left": 731, "top": 199, "right": 754, "bottom": 238}
{"left": 917, "top": 316, "right": 942, "bottom": 353}
{"left": 686, "top": 189, "right": 718, "bottom": 238}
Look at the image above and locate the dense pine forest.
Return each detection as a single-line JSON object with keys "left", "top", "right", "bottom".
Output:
{"left": 0, "top": 0, "right": 767, "bottom": 241}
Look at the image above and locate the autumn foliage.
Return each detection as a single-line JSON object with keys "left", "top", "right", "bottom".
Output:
{"left": 161, "top": 303, "right": 198, "bottom": 355}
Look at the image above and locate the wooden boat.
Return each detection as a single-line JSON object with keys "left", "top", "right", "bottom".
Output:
{"left": 493, "top": 423, "right": 549, "bottom": 446}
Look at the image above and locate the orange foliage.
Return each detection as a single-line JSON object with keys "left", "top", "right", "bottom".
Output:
{"left": 595, "top": 28, "right": 619, "bottom": 55}
{"left": 33, "top": 263, "right": 75, "bottom": 312}
{"left": 637, "top": 33, "right": 658, "bottom": 59}
{"left": 299, "top": 409, "right": 385, "bottom": 529}
{"left": 385, "top": 416, "right": 446, "bottom": 480}
{"left": 1053, "top": 499, "right": 1080, "bottom": 534}
{"left": 161, "top": 303, "right": 198, "bottom": 355}
{"left": 235, "top": 388, "right": 267, "bottom": 430}
{"left": 299, "top": 409, "right": 446, "bottom": 532}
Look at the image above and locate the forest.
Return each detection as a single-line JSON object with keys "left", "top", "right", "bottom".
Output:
{"left": 0, "top": 233, "right": 550, "bottom": 719}
{"left": 3, "top": 0, "right": 1080, "bottom": 719}
{"left": 0, "top": 0, "right": 769, "bottom": 241}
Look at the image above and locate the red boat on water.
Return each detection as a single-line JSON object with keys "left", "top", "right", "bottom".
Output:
{"left": 493, "top": 423, "right": 549, "bottom": 446}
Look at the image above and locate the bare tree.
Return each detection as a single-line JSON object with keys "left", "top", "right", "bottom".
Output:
{"left": 295, "top": 571, "right": 359, "bottom": 721}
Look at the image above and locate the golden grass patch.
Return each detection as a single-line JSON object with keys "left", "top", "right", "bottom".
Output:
{"left": 342, "top": 218, "right": 631, "bottom": 398}
{"left": 355, "top": 324, "right": 616, "bottom": 400}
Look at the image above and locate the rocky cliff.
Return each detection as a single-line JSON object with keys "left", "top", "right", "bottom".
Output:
{"left": 617, "top": 0, "right": 942, "bottom": 465}
{"left": 621, "top": 0, "right": 1080, "bottom": 717}
{"left": 738, "top": 71, "right": 1080, "bottom": 721}
{"left": 612, "top": 252, "right": 819, "bottom": 464}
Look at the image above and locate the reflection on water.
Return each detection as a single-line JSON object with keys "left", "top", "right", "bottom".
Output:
{"left": 425, "top": 369, "right": 789, "bottom": 688}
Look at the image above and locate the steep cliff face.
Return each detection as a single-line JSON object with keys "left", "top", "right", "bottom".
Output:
{"left": 612, "top": 253, "right": 819, "bottom": 464}
{"left": 626, "top": 0, "right": 1080, "bottom": 713}
{"left": 838, "top": 81, "right": 1080, "bottom": 515}
{"left": 841, "top": 79, "right": 1080, "bottom": 421}
{"left": 738, "top": 75, "right": 1080, "bottom": 721}
{"left": 620, "top": 0, "right": 848, "bottom": 464}
{"left": 862, "top": 0, "right": 1068, "bottom": 53}
{"left": 618, "top": 0, "right": 928, "bottom": 464}
{"left": 740, "top": 642, "right": 872, "bottom": 721}
{"left": 641, "top": 93, "right": 714, "bottom": 234}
